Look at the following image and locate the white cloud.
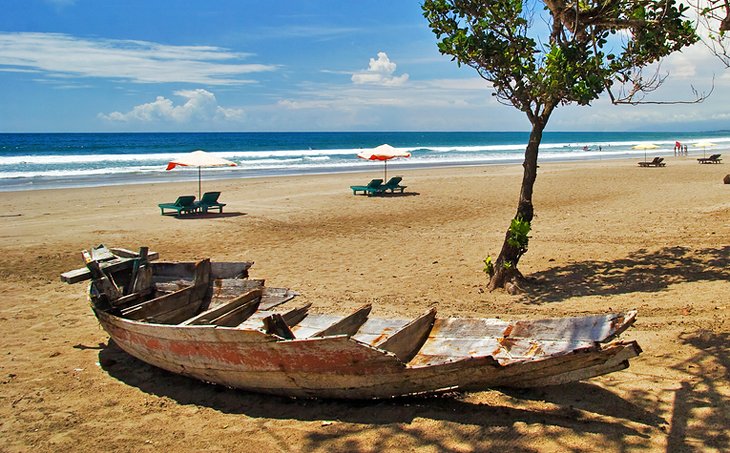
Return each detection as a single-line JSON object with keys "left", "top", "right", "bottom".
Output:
{"left": 351, "top": 52, "right": 409, "bottom": 86}
{"left": 99, "top": 89, "right": 244, "bottom": 123}
{"left": 0, "top": 32, "right": 275, "bottom": 85}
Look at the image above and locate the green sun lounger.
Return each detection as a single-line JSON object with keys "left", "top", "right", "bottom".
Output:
{"left": 638, "top": 157, "right": 665, "bottom": 167}
{"left": 158, "top": 195, "right": 198, "bottom": 216}
{"left": 350, "top": 179, "right": 384, "bottom": 196}
{"left": 195, "top": 191, "right": 227, "bottom": 213}
{"left": 381, "top": 176, "right": 407, "bottom": 193}
{"left": 697, "top": 154, "right": 722, "bottom": 164}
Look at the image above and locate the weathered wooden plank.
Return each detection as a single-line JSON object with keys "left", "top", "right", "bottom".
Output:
{"left": 290, "top": 314, "right": 342, "bottom": 338}
{"left": 259, "top": 287, "right": 299, "bottom": 310}
{"left": 352, "top": 317, "right": 412, "bottom": 346}
{"left": 122, "top": 286, "right": 196, "bottom": 320}
{"left": 90, "top": 245, "right": 116, "bottom": 262}
{"left": 263, "top": 313, "right": 295, "bottom": 339}
{"left": 310, "top": 304, "right": 372, "bottom": 338}
{"left": 281, "top": 303, "right": 311, "bottom": 326}
{"left": 60, "top": 247, "right": 159, "bottom": 284}
{"left": 210, "top": 262, "right": 253, "bottom": 279}
{"left": 505, "top": 311, "right": 637, "bottom": 342}
{"left": 179, "top": 288, "right": 262, "bottom": 326}
{"left": 209, "top": 279, "right": 265, "bottom": 302}
{"left": 376, "top": 308, "right": 436, "bottom": 363}
{"left": 208, "top": 299, "right": 261, "bottom": 327}
{"left": 154, "top": 281, "right": 191, "bottom": 293}
{"left": 146, "top": 301, "right": 202, "bottom": 325}
{"left": 409, "top": 317, "right": 510, "bottom": 367}
{"left": 236, "top": 303, "right": 311, "bottom": 330}
{"left": 108, "top": 247, "right": 159, "bottom": 261}
{"left": 504, "top": 342, "right": 641, "bottom": 387}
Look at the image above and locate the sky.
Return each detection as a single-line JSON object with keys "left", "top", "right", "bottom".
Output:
{"left": 0, "top": 0, "right": 728, "bottom": 133}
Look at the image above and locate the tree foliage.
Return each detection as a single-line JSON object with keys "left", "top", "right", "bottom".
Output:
{"left": 423, "top": 0, "right": 697, "bottom": 111}
{"left": 422, "top": 0, "right": 698, "bottom": 290}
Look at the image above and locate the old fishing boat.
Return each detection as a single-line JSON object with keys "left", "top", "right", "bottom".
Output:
{"left": 61, "top": 246, "right": 642, "bottom": 399}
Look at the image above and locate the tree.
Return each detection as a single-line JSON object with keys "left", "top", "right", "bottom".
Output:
{"left": 422, "top": 0, "right": 698, "bottom": 291}
{"left": 692, "top": 0, "right": 730, "bottom": 67}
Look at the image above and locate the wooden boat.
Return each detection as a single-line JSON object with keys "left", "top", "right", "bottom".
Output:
{"left": 61, "top": 246, "right": 642, "bottom": 399}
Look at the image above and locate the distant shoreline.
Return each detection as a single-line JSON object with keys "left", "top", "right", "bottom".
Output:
{"left": 0, "top": 150, "right": 701, "bottom": 192}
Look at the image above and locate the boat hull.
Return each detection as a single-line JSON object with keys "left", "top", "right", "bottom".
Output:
{"left": 97, "top": 309, "right": 641, "bottom": 399}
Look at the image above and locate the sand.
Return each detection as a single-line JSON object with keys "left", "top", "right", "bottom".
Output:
{"left": 0, "top": 157, "right": 727, "bottom": 452}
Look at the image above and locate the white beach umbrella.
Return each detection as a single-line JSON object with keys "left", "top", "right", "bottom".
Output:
{"left": 166, "top": 150, "right": 237, "bottom": 199}
{"left": 357, "top": 144, "right": 411, "bottom": 180}
{"left": 632, "top": 143, "right": 659, "bottom": 162}
{"left": 693, "top": 141, "right": 717, "bottom": 158}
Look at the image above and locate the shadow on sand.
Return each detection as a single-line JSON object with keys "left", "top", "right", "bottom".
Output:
{"left": 98, "top": 340, "right": 649, "bottom": 435}
{"left": 666, "top": 331, "right": 729, "bottom": 451}
{"left": 352, "top": 192, "right": 421, "bottom": 198}
{"left": 167, "top": 211, "right": 247, "bottom": 220}
{"left": 521, "top": 245, "right": 729, "bottom": 304}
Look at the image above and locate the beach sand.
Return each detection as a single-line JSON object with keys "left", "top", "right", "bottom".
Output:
{"left": 0, "top": 157, "right": 727, "bottom": 452}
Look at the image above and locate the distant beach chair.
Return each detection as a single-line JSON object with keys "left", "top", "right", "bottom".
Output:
{"left": 350, "top": 179, "right": 385, "bottom": 196}
{"left": 638, "top": 157, "right": 666, "bottom": 167}
{"left": 380, "top": 176, "right": 407, "bottom": 193}
{"left": 196, "top": 191, "right": 226, "bottom": 213}
{"left": 697, "top": 154, "right": 722, "bottom": 164}
{"left": 158, "top": 195, "right": 197, "bottom": 216}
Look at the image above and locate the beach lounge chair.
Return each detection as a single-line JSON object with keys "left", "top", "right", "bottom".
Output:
{"left": 638, "top": 157, "right": 666, "bottom": 167}
{"left": 350, "top": 179, "right": 384, "bottom": 196}
{"left": 697, "top": 154, "right": 722, "bottom": 164}
{"left": 381, "top": 176, "right": 407, "bottom": 193}
{"left": 158, "top": 195, "right": 197, "bottom": 216}
{"left": 196, "top": 191, "right": 226, "bottom": 213}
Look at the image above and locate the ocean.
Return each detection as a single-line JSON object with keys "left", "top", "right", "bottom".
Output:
{"left": 1, "top": 131, "right": 729, "bottom": 192}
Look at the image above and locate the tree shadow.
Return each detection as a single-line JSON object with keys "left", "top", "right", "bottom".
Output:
{"left": 522, "top": 246, "right": 729, "bottom": 304}
{"left": 98, "top": 340, "right": 651, "bottom": 451}
{"left": 379, "top": 191, "right": 420, "bottom": 197}
{"left": 500, "top": 382, "right": 666, "bottom": 427}
{"left": 666, "top": 331, "right": 729, "bottom": 452}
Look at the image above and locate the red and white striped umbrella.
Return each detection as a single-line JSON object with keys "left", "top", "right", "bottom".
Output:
{"left": 166, "top": 150, "right": 237, "bottom": 198}
{"left": 357, "top": 144, "right": 411, "bottom": 180}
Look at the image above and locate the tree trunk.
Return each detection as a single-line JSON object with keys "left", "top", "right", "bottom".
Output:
{"left": 488, "top": 119, "right": 545, "bottom": 291}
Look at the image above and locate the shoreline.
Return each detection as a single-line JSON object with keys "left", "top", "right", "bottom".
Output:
{"left": 0, "top": 148, "right": 706, "bottom": 193}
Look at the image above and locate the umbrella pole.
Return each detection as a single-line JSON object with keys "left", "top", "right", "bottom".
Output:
{"left": 384, "top": 161, "right": 387, "bottom": 181}
{"left": 198, "top": 167, "right": 202, "bottom": 199}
